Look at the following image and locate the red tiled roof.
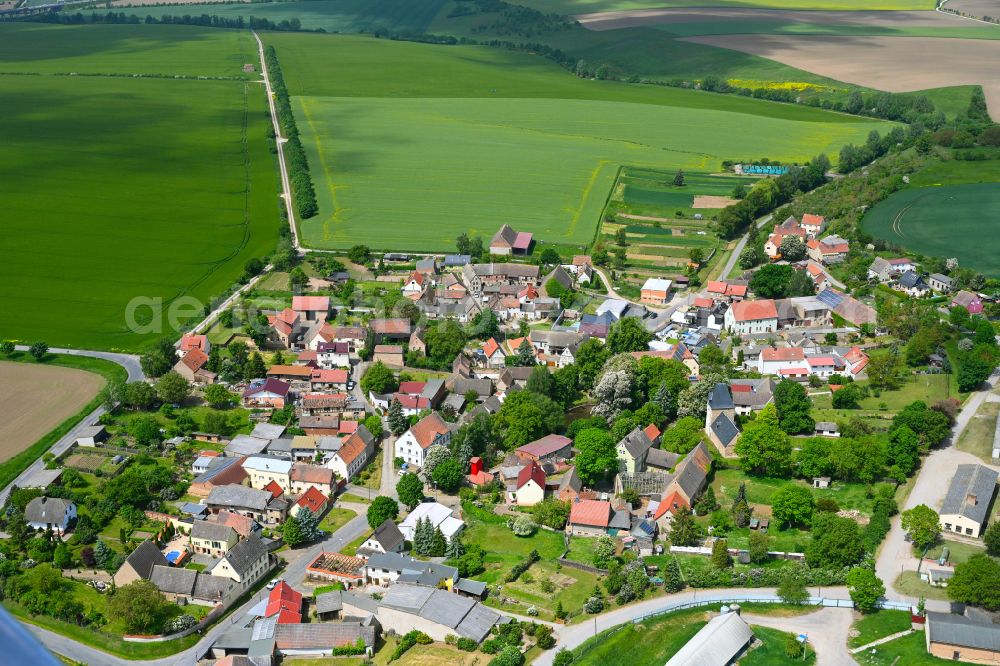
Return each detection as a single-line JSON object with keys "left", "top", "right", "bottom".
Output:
{"left": 398, "top": 381, "right": 426, "bottom": 395}
{"left": 339, "top": 421, "right": 358, "bottom": 435}
{"left": 180, "top": 334, "right": 208, "bottom": 352}
{"left": 180, "top": 348, "right": 209, "bottom": 372}
{"left": 519, "top": 284, "right": 538, "bottom": 299}
{"left": 243, "top": 378, "right": 291, "bottom": 397}
{"left": 801, "top": 213, "right": 825, "bottom": 227}
{"left": 779, "top": 367, "right": 809, "bottom": 376}
{"left": 468, "top": 470, "right": 494, "bottom": 486}
{"left": 693, "top": 297, "right": 713, "bottom": 308}
{"left": 266, "top": 581, "right": 303, "bottom": 622}
{"left": 407, "top": 412, "right": 450, "bottom": 449}
{"left": 371, "top": 319, "right": 410, "bottom": 335}
{"left": 311, "top": 369, "right": 348, "bottom": 384}
{"left": 291, "top": 464, "right": 334, "bottom": 485}
{"left": 395, "top": 394, "right": 430, "bottom": 410}
{"left": 263, "top": 480, "right": 284, "bottom": 498}
{"left": 807, "top": 356, "right": 837, "bottom": 366}
{"left": 297, "top": 350, "right": 318, "bottom": 363}
{"left": 406, "top": 271, "right": 425, "bottom": 286}
{"left": 483, "top": 338, "right": 502, "bottom": 358}
{"left": 516, "top": 461, "right": 546, "bottom": 490}
{"left": 292, "top": 296, "right": 330, "bottom": 312}
{"left": 707, "top": 281, "right": 727, "bottom": 294}
{"left": 850, "top": 358, "right": 869, "bottom": 375}
{"left": 296, "top": 486, "right": 329, "bottom": 513}
{"left": 268, "top": 365, "right": 313, "bottom": 378}
{"left": 569, "top": 499, "right": 611, "bottom": 528}
{"left": 730, "top": 384, "right": 752, "bottom": 393}
{"left": 643, "top": 424, "right": 661, "bottom": 441}
{"left": 727, "top": 284, "right": 748, "bottom": 297}
{"left": 730, "top": 300, "right": 778, "bottom": 322}
{"left": 762, "top": 347, "right": 805, "bottom": 362}
{"left": 653, "top": 491, "right": 688, "bottom": 520}
{"left": 573, "top": 255, "right": 592, "bottom": 266}
{"left": 337, "top": 429, "right": 370, "bottom": 465}
{"left": 213, "top": 510, "right": 254, "bottom": 538}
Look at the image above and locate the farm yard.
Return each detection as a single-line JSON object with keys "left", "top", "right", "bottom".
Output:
{"left": 0, "top": 24, "right": 280, "bottom": 350}
{"left": 265, "top": 32, "right": 891, "bottom": 252}
{"left": 0, "top": 361, "right": 104, "bottom": 464}
{"left": 862, "top": 182, "right": 1000, "bottom": 276}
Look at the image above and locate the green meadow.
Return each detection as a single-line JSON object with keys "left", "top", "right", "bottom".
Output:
{"left": 0, "top": 24, "right": 280, "bottom": 350}
{"left": 512, "top": 0, "right": 937, "bottom": 12}
{"left": 267, "top": 33, "right": 891, "bottom": 252}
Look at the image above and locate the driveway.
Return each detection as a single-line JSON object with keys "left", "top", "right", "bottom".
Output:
{"left": 743, "top": 608, "right": 857, "bottom": 666}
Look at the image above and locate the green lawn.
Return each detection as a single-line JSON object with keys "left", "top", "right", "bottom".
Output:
{"left": 319, "top": 507, "right": 358, "bottom": 535}
{"left": 926, "top": 539, "right": 986, "bottom": 565}
{"left": 849, "top": 610, "right": 913, "bottom": 648}
{"left": 855, "top": 631, "right": 953, "bottom": 666}
{"left": 0, "top": 353, "right": 125, "bottom": 489}
{"left": 514, "top": 0, "right": 935, "bottom": 12}
{"left": 0, "top": 24, "right": 279, "bottom": 350}
{"left": 956, "top": 400, "right": 999, "bottom": 463}
{"left": 340, "top": 493, "right": 372, "bottom": 504}
{"left": 265, "top": 32, "right": 890, "bottom": 252}
{"left": 742, "top": 626, "right": 816, "bottom": 665}
{"left": 712, "top": 468, "right": 877, "bottom": 514}
{"left": 863, "top": 182, "right": 1000, "bottom": 277}
{"left": 893, "top": 571, "right": 950, "bottom": 601}
{"left": 573, "top": 605, "right": 709, "bottom": 665}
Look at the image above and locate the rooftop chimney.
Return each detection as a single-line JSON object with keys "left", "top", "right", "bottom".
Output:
{"left": 966, "top": 493, "right": 978, "bottom": 506}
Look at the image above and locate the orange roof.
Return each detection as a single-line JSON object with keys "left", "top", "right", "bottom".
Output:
{"left": 266, "top": 581, "right": 302, "bottom": 623}
{"left": 263, "top": 480, "right": 284, "bottom": 498}
{"left": 653, "top": 491, "right": 689, "bottom": 520}
{"left": 338, "top": 428, "right": 370, "bottom": 465}
{"left": 519, "top": 284, "right": 538, "bottom": 299}
{"left": 296, "top": 486, "right": 329, "bottom": 513}
{"left": 292, "top": 296, "right": 330, "bottom": 312}
{"left": 693, "top": 297, "right": 713, "bottom": 308}
{"left": 483, "top": 338, "right": 502, "bottom": 358}
{"left": 569, "top": 499, "right": 611, "bottom": 528}
{"left": 180, "top": 348, "right": 209, "bottom": 372}
{"left": 407, "top": 412, "right": 450, "bottom": 449}
{"left": 507, "top": 337, "right": 533, "bottom": 355}
{"left": 200, "top": 450, "right": 220, "bottom": 458}
{"left": 311, "top": 368, "right": 348, "bottom": 384}
{"left": 573, "top": 255, "right": 592, "bottom": 266}
{"left": 801, "top": 213, "right": 825, "bottom": 227}
{"left": 850, "top": 357, "right": 869, "bottom": 375}
{"left": 468, "top": 470, "right": 495, "bottom": 486}
{"left": 406, "top": 271, "right": 425, "bottom": 286}
{"left": 268, "top": 365, "right": 313, "bottom": 378}
{"left": 371, "top": 318, "right": 410, "bottom": 335}
{"left": 707, "top": 281, "right": 727, "bottom": 294}
{"left": 779, "top": 367, "right": 809, "bottom": 376}
{"left": 339, "top": 420, "right": 358, "bottom": 435}
{"left": 213, "top": 510, "right": 255, "bottom": 538}
{"left": 270, "top": 308, "right": 298, "bottom": 336}
{"left": 762, "top": 347, "right": 805, "bottom": 362}
{"left": 398, "top": 381, "right": 426, "bottom": 395}
{"left": 729, "top": 299, "right": 777, "bottom": 322}
{"left": 180, "top": 334, "right": 208, "bottom": 352}
{"left": 727, "top": 284, "right": 748, "bottom": 297}
{"left": 643, "top": 424, "right": 661, "bottom": 441}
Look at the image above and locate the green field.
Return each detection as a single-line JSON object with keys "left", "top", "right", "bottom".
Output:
{"left": 0, "top": 24, "right": 280, "bottom": 350}
{"left": 514, "top": 0, "right": 937, "bottom": 12}
{"left": 267, "top": 33, "right": 890, "bottom": 251}
{"left": 862, "top": 183, "right": 1000, "bottom": 277}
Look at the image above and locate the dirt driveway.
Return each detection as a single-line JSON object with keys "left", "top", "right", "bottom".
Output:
{"left": 0, "top": 361, "right": 104, "bottom": 462}
{"left": 682, "top": 34, "right": 1000, "bottom": 120}
{"left": 744, "top": 607, "right": 858, "bottom": 666}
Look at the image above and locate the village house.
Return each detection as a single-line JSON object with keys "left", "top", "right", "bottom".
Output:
{"left": 356, "top": 519, "right": 406, "bottom": 559}
{"left": 724, "top": 299, "right": 778, "bottom": 335}
{"left": 567, "top": 499, "right": 629, "bottom": 537}
{"left": 24, "top": 497, "right": 76, "bottom": 535}
{"left": 242, "top": 456, "right": 293, "bottom": 492}
{"left": 408, "top": 327, "right": 427, "bottom": 355}
{"left": 728, "top": 378, "right": 775, "bottom": 415}
{"left": 242, "top": 378, "right": 291, "bottom": 409}
{"left": 327, "top": 426, "right": 376, "bottom": 480}
{"left": 489, "top": 224, "right": 533, "bottom": 255}
{"left": 113, "top": 540, "right": 168, "bottom": 587}
{"left": 800, "top": 213, "right": 826, "bottom": 237}
{"left": 402, "top": 271, "right": 427, "bottom": 297}
{"left": 516, "top": 434, "right": 573, "bottom": 464}
{"left": 179, "top": 333, "right": 210, "bottom": 357}
{"left": 371, "top": 318, "right": 412, "bottom": 342}
{"left": 506, "top": 461, "right": 546, "bottom": 506}
{"left": 939, "top": 464, "right": 998, "bottom": 538}
{"left": 311, "top": 368, "right": 348, "bottom": 392}
{"left": 952, "top": 290, "right": 984, "bottom": 315}
{"left": 191, "top": 520, "right": 239, "bottom": 557}
{"left": 928, "top": 273, "right": 954, "bottom": 293}
{"left": 461, "top": 263, "right": 540, "bottom": 297}
{"left": 372, "top": 344, "right": 404, "bottom": 368}
{"left": 706, "top": 280, "right": 748, "bottom": 302}
{"left": 290, "top": 463, "right": 336, "bottom": 496}
{"left": 208, "top": 533, "right": 272, "bottom": 593}
{"left": 868, "top": 257, "right": 896, "bottom": 282}
{"left": 206, "top": 484, "right": 285, "bottom": 525}
{"left": 269, "top": 308, "right": 302, "bottom": 348}
{"left": 556, "top": 466, "right": 594, "bottom": 503}
{"left": 173, "top": 348, "right": 216, "bottom": 384}
{"left": 398, "top": 501, "right": 465, "bottom": 542}
{"left": 617, "top": 427, "right": 654, "bottom": 474}
{"left": 290, "top": 486, "right": 329, "bottom": 519}
{"left": 897, "top": 270, "right": 930, "bottom": 298}
{"left": 189, "top": 457, "right": 249, "bottom": 498}
{"left": 817, "top": 288, "right": 878, "bottom": 327}
{"left": 650, "top": 442, "right": 712, "bottom": 530}
{"left": 395, "top": 412, "right": 451, "bottom": 468}
{"left": 640, "top": 278, "right": 673, "bottom": 306}
{"left": 292, "top": 296, "right": 330, "bottom": 323}
{"left": 316, "top": 342, "right": 351, "bottom": 369}
{"left": 805, "top": 262, "right": 833, "bottom": 291}
{"left": 705, "top": 383, "right": 739, "bottom": 457}
{"left": 763, "top": 217, "right": 807, "bottom": 258}
{"left": 807, "top": 235, "right": 850, "bottom": 264}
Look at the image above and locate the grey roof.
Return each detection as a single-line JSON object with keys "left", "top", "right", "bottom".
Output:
{"left": 315, "top": 591, "right": 343, "bottom": 614}
{"left": 940, "top": 464, "right": 999, "bottom": 526}
{"left": 928, "top": 611, "right": 1000, "bottom": 651}
{"left": 646, "top": 448, "right": 680, "bottom": 470}
{"left": 455, "top": 601, "right": 503, "bottom": 642}
{"left": 213, "top": 626, "right": 253, "bottom": 651}
{"left": 557, "top": 466, "right": 582, "bottom": 495}
{"left": 815, "top": 421, "right": 839, "bottom": 431}
{"left": 150, "top": 564, "right": 197, "bottom": 595}
{"left": 192, "top": 520, "right": 236, "bottom": 543}
{"left": 381, "top": 583, "right": 435, "bottom": 612}
{"left": 275, "top": 622, "right": 375, "bottom": 650}
{"left": 707, "top": 383, "right": 734, "bottom": 410}
{"left": 666, "top": 610, "right": 754, "bottom": 665}
{"left": 120, "top": 540, "right": 169, "bottom": 580}
{"left": 341, "top": 590, "right": 380, "bottom": 615}
{"left": 869, "top": 257, "right": 892, "bottom": 276}
{"left": 670, "top": 441, "right": 712, "bottom": 500}
{"left": 929, "top": 272, "right": 953, "bottom": 285}
{"left": 207, "top": 485, "right": 272, "bottom": 512}
{"left": 420, "top": 589, "right": 476, "bottom": 628}
{"left": 454, "top": 578, "right": 488, "bottom": 596}
{"left": 221, "top": 533, "right": 268, "bottom": 577}
{"left": 728, "top": 378, "right": 775, "bottom": 408}
{"left": 710, "top": 412, "right": 740, "bottom": 447}
{"left": 898, "top": 270, "right": 926, "bottom": 289}
{"left": 266, "top": 437, "right": 293, "bottom": 455}
{"left": 226, "top": 434, "right": 271, "bottom": 457}
{"left": 451, "top": 377, "right": 493, "bottom": 397}
{"left": 442, "top": 394, "right": 466, "bottom": 413}
{"left": 609, "top": 508, "right": 631, "bottom": 530}
{"left": 23, "top": 497, "right": 73, "bottom": 523}
{"left": 181, "top": 502, "right": 209, "bottom": 517}
{"left": 251, "top": 423, "right": 286, "bottom": 440}
{"left": 193, "top": 571, "right": 233, "bottom": 601}
{"left": 369, "top": 519, "right": 405, "bottom": 553}
{"left": 619, "top": 427, "right": 653, "bottom": 459}
{"left": 77, "top": 425, "right": 106, "bottom": 438}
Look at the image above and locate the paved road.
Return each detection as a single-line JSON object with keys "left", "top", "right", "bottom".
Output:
{"left": 743, "top": 608, "right": 857, "bottom": 666}
{"left": 876, "top": 371, "right": 1000, "bottom": 599}
{"left": 0, "top": 347, "right": 143, "bottom": 507}
{"left": 189, "top": 263, "right": 274, "bottom": 337}
{"left": 719, "top": 213, "right": 773, "bottom": 279}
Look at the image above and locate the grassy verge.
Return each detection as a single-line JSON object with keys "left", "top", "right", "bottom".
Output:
{"left": 0, "top": 352, "right": 126, "bottom": 490}
{"left": 341, "top": 532, "right": 368, "bottom": 557}
{"left": 340, "top": 492, "right": 371, "bottom": 504}
{"left": 356, "top": 446, "right": 383, "bottom": 491}
{"left": 320, "top": 507, "right": 358, "bottom": 534}
{"left": 955, "top": 400, "right": 999, "bottom": 463}
{"left": 855, "top": 631, "right": 952, "bottom": 665}
{"left": 849, "top": 609, "right": 912, "bottom": 648}
{"left": 742, "top": 626, "right": 816, "bottom": 665}
{"left": 893, "top": 571, "right": 950, "bottom": 601}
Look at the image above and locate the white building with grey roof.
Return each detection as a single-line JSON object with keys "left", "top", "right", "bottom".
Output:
{"left": 939, "top": 463, "right": 998, "bottom": 538}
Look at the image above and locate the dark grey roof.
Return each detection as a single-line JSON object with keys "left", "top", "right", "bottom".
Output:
{"left": 370, "top": 519, "right": 405, "bottom": 553}
{"left": 928, "top": 611, "right": 1000, "bottom": 651}
{"left": 213, "top": 626, "right": 253, "bottom": 651}
{"left": 181, "top": 502, "right": 208, "bottom": 516}
{"left": 707, "top": 383, "right": 734, "bottom": 410}
{"left": 226, "top": 435, "right": 271, "bottom": 457}
{"left": 929, "top": 273, "right": 952, "bottom": 285}
{"left": 367, "top": 553, "right": 457, "bottom": 587}
{"left": 671, "top": 441, "right": 712, "bottom": 500}
{"left": 120, "top": 540, "right": 168, "bottom": 580}
{"left": 898, "top": 271, "right": 926, "bottom": 289}
{"left": 618, "top": 427, "right": 653, "bottom": 459}
{"left": 557, "top": 466, "right": 582, "bottom": 495}
{"left": 711, "top": 412, "right": 740, "bottom": 447}
{"left": 940, "top": 464, "right": 999, "bottom": 526}
{"left": 381, "top": 583, "right": 435, "bottom": 612}
{"left": 207, "top": 485, "right": 271, "bottom": 512}
{"left": 341, "top": 590, "right": 380, "bottom": 614}
{"left": 452, "top": 377, "right": 493, "bottom": 397}
{"left": 420, "top": 589, "right": 476, "bottom": 628}
{"left": 454, "top": 578, "right": 488, "bottom": 596}
{"left": 150, "top": 564, "right": 197, "bottom": 595}
{"left": 222, "top": 533, "right": 268, "bottom": 577}
{"left": 455, "top": 601, "right": 503, "bottom": 643}
{"left": 193, "top": 572, "right": 233, "bottom": 601}
{"left": 609, "top": 508, "right": 631, "bottom": 530}
{"left": 646, "top": 448, "right": 680, "bottom": 471}
{"left": 251, "top": 423, "right": 286, "bottom": 440}
{"left": 24, "top": 497, "right": 73, "bottom": 524}
{"left": 315, "top": 591, "right": 343, "bottom": 614}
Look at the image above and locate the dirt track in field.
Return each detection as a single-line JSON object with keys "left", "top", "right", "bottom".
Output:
{"left": 0, "top": 362, "right": 104, "bottom": 462}
{"left": 693, "top": 195, "right": 738, "bottom": 208}
{"left": 683, "top": 34, "right": 1000, "bottom": 120}
{"left": 574, "top": 7, "right": 965, "bottom": 30}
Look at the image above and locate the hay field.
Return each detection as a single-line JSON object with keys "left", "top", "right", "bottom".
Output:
{"left": 0, "top": 362, "right": 104, "bottom": 463}
{"left": 683, "top": 34, "right": 1000, "bottom": 119}
{"left": 862, "top": 183, "right": 1000, "bottom": 277}
{"left": 0, "top": 24, "right": 279, "bottom": 350}
{"left": 267, "top": 33, "right": 891, "bottom": 252}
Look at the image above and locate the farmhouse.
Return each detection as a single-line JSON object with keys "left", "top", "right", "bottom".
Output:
{"left": 481, "top": 338, "right": 507, "bottom": 368}
{"left": 461, "top": 263, "right": 540, "bottom": 297}
{"left": 190, "top": 456, "right": 249, "bottom": 497}
{"left": 617, "top": 427, "right": 654, "bottom": 474}
{"left": 370, "top": 318, "right": 411, "bottom": 341}
{"left": 489, "top": 224, "right": 533, "bottom": 255}
{"left": 516, "top": 434, "right": 573, "bottom": 464}
{"left": 242, "top": 456, "right": 293, "bottom": 491}
{"left": 897, "top": 270, "right": 930, "bottom": 297}
{"left": 191, "top": 520, "right": 239, "bottom": 557}
{"left": 208, "top": 533, "right": 271, "bottom": 593}
{"left": 724, "top": 300, "right": 778, "bottom": 335}
{"left": 640, "top": 278, "right": 673, "bottom": 306}
{"left": 242, "top": 379, "right": 291, "bottom": 409}
{"left": 567, "top": 499, "right": 628, "bottom": 537}
{"left": 506, "top": 461, "right": 546, "bottom": 506}
{"left": 24, "top": 497, "right": 76, "bottom": 535}
{"left": 290, "top": 486, "right": 329, "bottom": 519}
{"left": 113, "top": 540, "right": 168, "bottom": 587}
{"left": 395, "top": 412, "right": 451, "bottom": 468}
{"left": 269, "top": 308, "right": 302, "bottom": 348}
{"left": 926, "top": 610, "right": 1000, "bottom": 664}
{"left": 327, "top": 426, "right": 376, "bottom": 480}
{"left": 173, "top": 348, "right": 216, "bottom": 384}
{"left": 764, "top": 217, "right": 806, "bottom": 258}
{"left": 206, "top": 484, "right": 285, "bottom": 525}
{"left": 357, "top": 519, "right": 406, "bottom": 559}
{"left": 939, "top": 463, "right": 998, "bottom": 538}
{"left": 806, "top": 235, "right": 849, "bottom": 264}
{"left": 364, "top": 552, "right": 457, "bottom": 589}
{"left": 800, "top": 213, "right": 826, "bottom": 236}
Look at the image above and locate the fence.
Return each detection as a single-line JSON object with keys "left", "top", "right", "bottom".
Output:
{"left": 558, "top": 554, "right": 607, "bottom": 575}
{"left": 628, "top": 595, "right": 913, "bottom": 625}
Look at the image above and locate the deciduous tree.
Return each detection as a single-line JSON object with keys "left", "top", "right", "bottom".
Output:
{"left": 366, "top": 496, "right": 399, "bottom": 529}
{"left": 396, "top": 472, "right": 424, "bottom": 510}
{"left": 901, "top": 504, "right": 940, "bottom": 551}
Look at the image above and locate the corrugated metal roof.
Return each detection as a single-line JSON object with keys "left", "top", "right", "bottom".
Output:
{"left": 666, "top": 611, "right": 754, "bottom": 665}
{"left": 420, "top": 589, "right": 476, "bottom": 628}
{"left": 928, "top": 611, "right": 1000, "bottom": 651}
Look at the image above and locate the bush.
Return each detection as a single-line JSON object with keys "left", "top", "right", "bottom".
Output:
{"left": 390, "top": 630, "right": 432, "bottom": 661}
{"left": 505, "top": 549, "right": 540, "bottom": 583}
{"left": 456, "top": 637, "right": 478, "bottom": 651}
